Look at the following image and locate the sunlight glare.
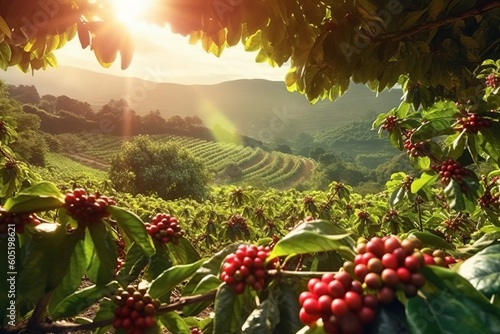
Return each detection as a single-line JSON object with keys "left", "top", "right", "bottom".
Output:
{"left": 112, "top": 0, "right": 155, "bottom": 29}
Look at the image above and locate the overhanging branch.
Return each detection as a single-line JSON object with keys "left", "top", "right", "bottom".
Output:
{"left": 375, "top": 0, "right": 500, "bottom": 42}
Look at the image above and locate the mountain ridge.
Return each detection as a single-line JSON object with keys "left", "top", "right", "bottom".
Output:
{"left": 2, "top": 66, "right": 402, "bottom": 140}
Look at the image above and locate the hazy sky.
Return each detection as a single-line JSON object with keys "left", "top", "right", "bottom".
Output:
{"left": 55, "top": 21, "right": 290, "bottom": 85}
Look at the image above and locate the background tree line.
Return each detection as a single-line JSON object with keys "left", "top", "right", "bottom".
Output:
{"left": 7, "top": 83, "right": 265, "bottom": 147}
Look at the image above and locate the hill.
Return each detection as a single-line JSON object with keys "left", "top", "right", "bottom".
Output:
{"left": 3, "top": 66, "right": 402, "bottom": 141}
{"left": 61, "top": 134, "right": 315, "bottom": 190}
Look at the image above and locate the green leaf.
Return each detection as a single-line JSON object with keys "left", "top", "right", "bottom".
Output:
{"left": 396, "top": 102, "right": 411, "bottom": 119}
{"left": 414, "top": 119, "right": 454, "bottom": 140}
{"left": 108, "top": 205, "right": 155, "bottom": 257}
{"left": 0, "top": 16, "right": 11, "bottom": 38}
{"left": 407, "top": 266, "right": 500, "bottom": 334}
{"left": 269, "top": 226, "right": 354, "bottom": 261}
{"left": 92, "top": 298, "right": 116, "bottom": 334}
{"left": 167, "top": 237, "right": 201, "bottom": 265}
{"left": 443, "top": 179, "right": 465, "bottom": 211}
{"left": 487, "top": 169, "right": 500, "bottom": 179}
{"left": 409, "top": 231, "right": 454, "bottom": 250}
{"left": 401, "top": 10, "right": 426, "bottom": 29}
{"left": 460, "top": 35, "right": 480, "bottom": 49}
{"left": 407, "top": 295, "right": 483, "bottom": 334}
{"left": 416, "top": 156, "right": 431, "bottom": 170}
{"left": 115, "top": 242, "right": 148, "bottom": 287}
{"left": 422, "top": 101, "right": 457, "bottom": 120}
{"left": 182, "top": 244, "right": 240, "bottom": 316}
{"left": 87, "top": 223, "right": 117, "bottom": 285}
{"left": 428, "top": 0, "right": 445, "bottom": 20}
{"left": 144, "top": 243, "right": 172, "bottom": 283}
{"left": 269, "top": 220, "right": 355, "bottom": 260}
{"left": 4, "top": 181, "right": 64, "bottom": 213}
{"left": 48, "top": 239, "right": 87, "bottom": 315}
{"left": 272, "top": 283, "right": 303, "bottom": 334}
{"left": 242, "top": 296, "right": 280, "bottom": 334}
{"left": 460, "top": 231, "right": 500, "bottom": 253}
{"left": 389, "top": 131, "right": 404, "bottom": 150}
{"left": 411, "top": 172, "right": 438, "bottom": 194}
{"left": 50, "top": 281, "right": 118, "bottom": 319}
{"left": 244, "top": 31, "right": 262, "bottom": 52}
{"left": 479, "top": 126, "right": 500, "bottom": 165}
{"left": 148, "top": 259, "right": 205, "bottom": 301}
{"left": 422, "top": 265, "right": 499, "bottom": 308}
{"left": 456, "top": 244, "right": 500, "bottom": 298}
{"left": 159, "top": 311, "right": 191, "bottom": 334}
{"left": 447, "top": 131, "right": 466, "bottom": 159}
{"left": 389, "top": 186, "right": 406, "bottom": 207}
{"left": 0, "top": 41, "right": 12, "bottom": 70}
{"left": 18, "top": 224, "right": 84, "bottom": 303}
{"left": 182, "top": 274, "right": 221, "bottom": 316}
{"left": 367, "top": 300, "right": 408, "bottom": 333}
{"left": 213, "top": 284, "right": 237, "bottom": 334}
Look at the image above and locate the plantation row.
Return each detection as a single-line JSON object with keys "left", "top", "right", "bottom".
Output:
{"left": 65, "top": 134, "right": 315, "bottom": 189}
{"left": 32, "top": 157, "right": 490, "bottom": 259}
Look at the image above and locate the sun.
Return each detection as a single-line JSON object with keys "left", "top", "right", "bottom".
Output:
{"left": 111, "top": 0, "right": 155, "bottom": 29}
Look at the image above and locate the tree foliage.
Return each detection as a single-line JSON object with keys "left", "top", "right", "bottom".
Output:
{"left": 109, "top": 135, "right": 211, "bottom": 201}
{"left": 0, "top": 82, "right": 46, "bottom": 166}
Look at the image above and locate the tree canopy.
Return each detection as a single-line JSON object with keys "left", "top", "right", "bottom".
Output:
{"left": 109, "top": 135, "right": 211, "bottom": 200}
{"left": 1, "top": 0, "right": 500, "bottom": 106}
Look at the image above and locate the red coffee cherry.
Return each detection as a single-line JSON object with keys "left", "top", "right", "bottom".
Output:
{"left": 221, "top": 244, "right": 278, "bottom": 294}
{"left": 113, "top": 285, "right": 160, "bottom": 332}
{"left": 0, "top": 207, "right": 40, "bottom": 234}
{"left": 146, "top": 213, "right": 185, "bottom": 245}
{"left": 64, "top": 188, "right": 115, "bottom": 224}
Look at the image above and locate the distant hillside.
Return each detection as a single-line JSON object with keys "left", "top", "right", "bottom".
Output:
{"left": 2, "top": 66, "right": 402, "bottom": 140}
{"left": 62, "top": 134, "right": 315, "bottom": 190}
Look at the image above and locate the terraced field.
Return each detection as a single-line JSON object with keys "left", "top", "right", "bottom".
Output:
{"left": 67, "top": 134, "right": 315, "bottom": 189}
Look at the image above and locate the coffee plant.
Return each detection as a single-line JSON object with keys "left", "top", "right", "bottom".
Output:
{"left": 2, "top": 0, "right": 500, "bottom": 333}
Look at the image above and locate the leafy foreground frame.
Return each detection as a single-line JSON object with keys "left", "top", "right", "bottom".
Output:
{"left": 0, "top": 180, "right": 499, "bottom": 333}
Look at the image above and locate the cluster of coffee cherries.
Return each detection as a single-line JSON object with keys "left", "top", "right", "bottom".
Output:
{"left": 115, "top": 237, "right": 126, "bottom": 275}
{"left": 0, "top": 207, "right": 40, "bottom": 234}
{"left": 420, "top": 248, "right": 457, "bottom": 267}
{"left": 383, "top": 209, "right": 398, "bottom": 223}
{"left": 382, "top": 115, "right": 398, "bottom": 131}
{"left": 221, "top": 244, "right": 279, "bottom": 294}
{"left": 479, "top": 191, "right": 499, "bottom": 208}
{"left": 404, "top": 139, "right": 426, "bottom": 157}
{"left": 357, "top": 211, "right": 369, "bottom": 220}
{"left": 64, "top": 188, "right": 116, "bottom": 224}
{"left": 432, "top": 159, "right": 470, "bottom": 188}
{"left": 353, "top": 236, "right": 427, "bottom": 301}
{"left": 402, "top": 175, "right": 414, "bottom": 191}
{"left": 299, "top": 236, "right": 430, "bottom": 333}
{"left": 455, "top": 112, "right": 491, "bottom": 134}
{"left": 113, "top": 285, "right": 161, "bottom": 334}
{"left": 190, "top": 327, "right": 202, "bottom": 334}
{"left": 303, "top": 196, "right": 315, "bottom": 204}
{"left": 227, "top": 214, "right": 248, "bottom": 230}
{"left": 299, "top": 272, "right": 377, "bottom": 334}
{"left": 486, "top": 73, "right": 500, "bottom": 88}
{"left": 403, "top": 129, "right": 429, "bottom": 158}
{"left": 145, "top": 213, "right": 185, "bottom": 244}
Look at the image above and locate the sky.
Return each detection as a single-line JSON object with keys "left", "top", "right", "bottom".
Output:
{"left": 54, "top": 20, "right": 290, "bottom": 85}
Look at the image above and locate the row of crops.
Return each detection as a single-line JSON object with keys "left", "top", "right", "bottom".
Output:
{"left": 66, "top": 134, "right": 315, "bottom": 189}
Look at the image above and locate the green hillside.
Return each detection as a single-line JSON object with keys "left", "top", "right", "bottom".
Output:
{"left": 64, "top": 134, "right": 315, "bottom": 189}
{"left": 3, "top": 66, "right": 402, "bottom": 140}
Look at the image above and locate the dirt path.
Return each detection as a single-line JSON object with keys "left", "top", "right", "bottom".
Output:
{"left": 65, "top": 153, "right": 110, "bottom": 171}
